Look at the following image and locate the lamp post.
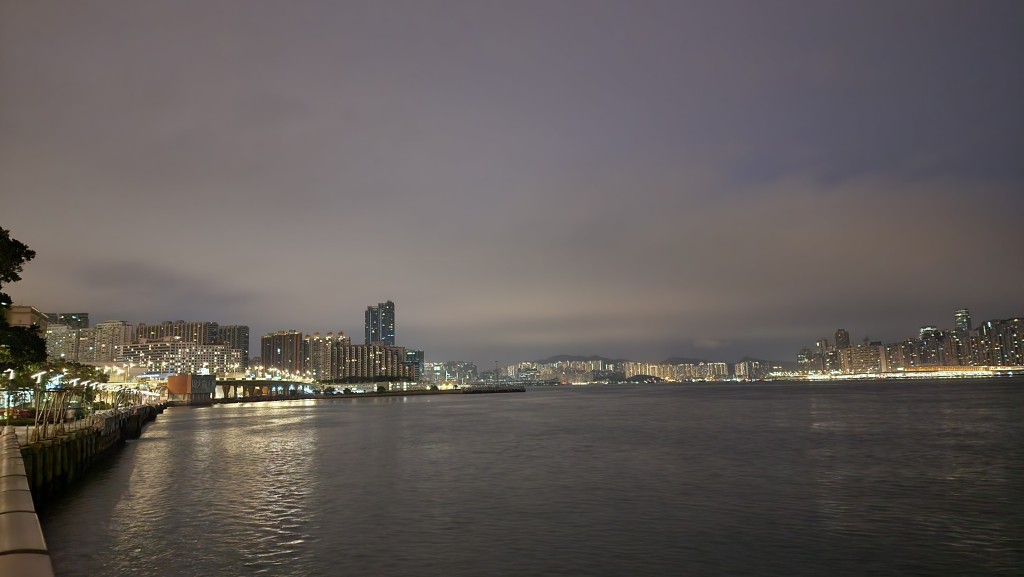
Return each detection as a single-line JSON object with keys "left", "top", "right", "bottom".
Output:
{"left": 3, "top": 369, "right": 14, "bottom": 423}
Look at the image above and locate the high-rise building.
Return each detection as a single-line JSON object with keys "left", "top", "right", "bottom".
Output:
{"left": 45, "top": 324, "right": 79, "bottom": 362}
{"left": 94, "top": 320, "right": 133, "bottom": 362}
{"left": 364, "top": 300, "right": 396, "bottom": 345}
{"left": 405, "top": 349, "right": 424, "bottom": 379}
{"left": 260, "top": 330, "right": 303, "bottom": 373}
{"left": 850, "top": 341, "right": 885, "bottom": 374}
{"left": 364, "top": 306, "right": 379, "bottom": 344}
{"left": 835, "top": 328, "right": 850, "bottom": 350}
{"left": 118, "top": 342, "right": 245, "bottom": 375}
{"left": 332, "top": 343, "right": 415, "bottom": 382}
{"left": 954, "top": 309, "right": 971, "bottom": 333}
{"left": 135, "top": 321, "right": 219, "bottom": 345}
{"left": 303, "top": 331, "right": 350, "bottom": 381}
{"left": 217, "top": 325, "right": 251, "bottom": 366}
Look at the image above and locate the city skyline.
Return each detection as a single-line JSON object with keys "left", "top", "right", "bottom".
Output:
{"left": 3, "top": 1, "right": 1022, "bottom": 367}
{"left": 32, "top": 304, "right": 1020, "bottom": 369}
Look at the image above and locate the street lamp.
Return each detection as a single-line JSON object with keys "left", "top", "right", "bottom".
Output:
{"left": 3, "top": 369, "right": 13, "bottom": 422}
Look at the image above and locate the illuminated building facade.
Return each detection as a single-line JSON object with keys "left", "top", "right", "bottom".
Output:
{"left": 332, "top": 343, "right": 415, "bottom": 382}
{"left": 45, "top": 324, "right": 79, "bottom": 362}
{"left": 302, "top": 331, "right": 350, "bottom": 381}
{"left": 117, "top": 341, "right": 245, "bottom": 375}
{"left": 217, "top": 325, "right": 250, "bottom": 366}
{"left": 364, "top": 300, "right": 396, "bottom": 345}
{"left": 136, "top": 320, "right": 219, "bottom": 345}
{"left": 93, "top": 320, "right": 133, "bottom": 362}
{"left": 261, "top": 330, "right": 303, "bottom": 373}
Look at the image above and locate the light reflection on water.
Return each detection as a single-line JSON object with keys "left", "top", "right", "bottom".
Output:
{"left": 41, "top": 381, "right": 1024, "bottom": 576}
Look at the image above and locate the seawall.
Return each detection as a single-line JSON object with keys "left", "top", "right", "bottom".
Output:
{"left": 0, "top": 426, "right": 54, "bottom": 577}
{"left": 19, "top": 405, "right": 161, "bottom": 507}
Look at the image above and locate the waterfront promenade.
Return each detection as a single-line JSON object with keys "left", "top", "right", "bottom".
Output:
{"left": 1, "top": 403, "right": 163, "bottom": 577}
{"left": 0, "top": 425, "right": 53, "bottom": 577}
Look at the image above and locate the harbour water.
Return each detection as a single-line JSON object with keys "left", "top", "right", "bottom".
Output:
{"left": 40, "top": 379, "right": 1024, "bottom": 576}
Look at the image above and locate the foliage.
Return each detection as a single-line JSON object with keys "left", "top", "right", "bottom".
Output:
{"left": 0, "top": 227, "right": 36, "bottom": 289}
{"left": 0, "top": 227, "right": 46, "bottom": 374}
{"left": 0, "top": 324, "right": 47, "bottom": 373}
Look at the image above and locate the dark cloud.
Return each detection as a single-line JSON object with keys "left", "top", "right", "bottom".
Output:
{"left": 2, "top": 0, "right": 1022, "bottom": 365}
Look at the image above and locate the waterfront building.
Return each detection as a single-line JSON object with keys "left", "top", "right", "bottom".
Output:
{"left": 883, "top": 342, "right": 906, "bottom": 371}
{"left": 850, "top": 340, "right": 885, "bottom": 374}
{"left": 670, "top": 362, "right": 730, "bottom": 380}
{"left": 735, "top": 359, "right": 770, "bottom": 380}
{"left": 117, "top": 341, "right": 245, "bottom": 375}
{"left": 261, "top": 330, "right": 303, "bottom": 374}
{"left": 166, "top": 374, "right": 217, "bottom": 404}
{"left": 835, "top": 329, "right": 850, "bottom": 350}
{"left": 405, "top": 349, "right": 424, "bottom": 380}
{"left": 364, "top": 300, "right": 395, "bottom": 345}
{"left": 427, "top": 361, "right": 478, "bottom": 385}
{"left": 217, "top": 325, "right": 250, "bottom": 365}
{"left": 975, "top": 317, "right": 1023, "bottom": 366}
{"left": 332, "top": 343, "right": 415, "bottom": 382}
{"left": 302, "top": 332, "right": 349, "bottom": 381}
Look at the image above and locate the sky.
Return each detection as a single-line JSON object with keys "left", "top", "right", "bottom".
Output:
{"left": 2, "top": 0, "right": 1022, "bottom": 366}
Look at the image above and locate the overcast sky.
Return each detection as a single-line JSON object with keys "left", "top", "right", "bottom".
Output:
{"left": 2, "top": 0, "right": 1022, "bottom": 365}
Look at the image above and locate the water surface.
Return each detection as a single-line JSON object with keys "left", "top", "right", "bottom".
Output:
{"left": 42, "top": 380, "right": 1024, "bottom": 576}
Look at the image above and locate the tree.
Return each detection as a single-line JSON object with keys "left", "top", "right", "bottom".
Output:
{"left": 0, "top": 227, "right": 46, "bottom": 372}
{"left": 0, "top": 227, "right": 36, "bottom": 289}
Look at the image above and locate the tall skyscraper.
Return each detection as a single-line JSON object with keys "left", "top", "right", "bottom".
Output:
{"left": 365, "top": 305, "right": 379, "bottom": 344}
{"left": 954, "top": 309, "right": 971, "bottom": 333}
{"left": 835, "top": 328, "right": 851, "bottom": 350}
{"left": 364, "top": 300, "right": 396, "bottom": 345}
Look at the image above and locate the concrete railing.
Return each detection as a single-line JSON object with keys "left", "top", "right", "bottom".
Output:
{"left": 0, "top": 426, "right": 54, "bottom": 577}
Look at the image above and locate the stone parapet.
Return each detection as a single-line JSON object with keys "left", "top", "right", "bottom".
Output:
{"left": 0, "top": 426, "right": 53, "bottom": 577}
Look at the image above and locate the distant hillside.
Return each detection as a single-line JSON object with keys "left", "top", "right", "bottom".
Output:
{"left": 532, "top": 354, "right": 798, "bottom": 369}
{"left": 661, "top": 356, "right": 711, "bottom": 365}
{"left": 534, "top": 354, "right": 628, "bottom": 364}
